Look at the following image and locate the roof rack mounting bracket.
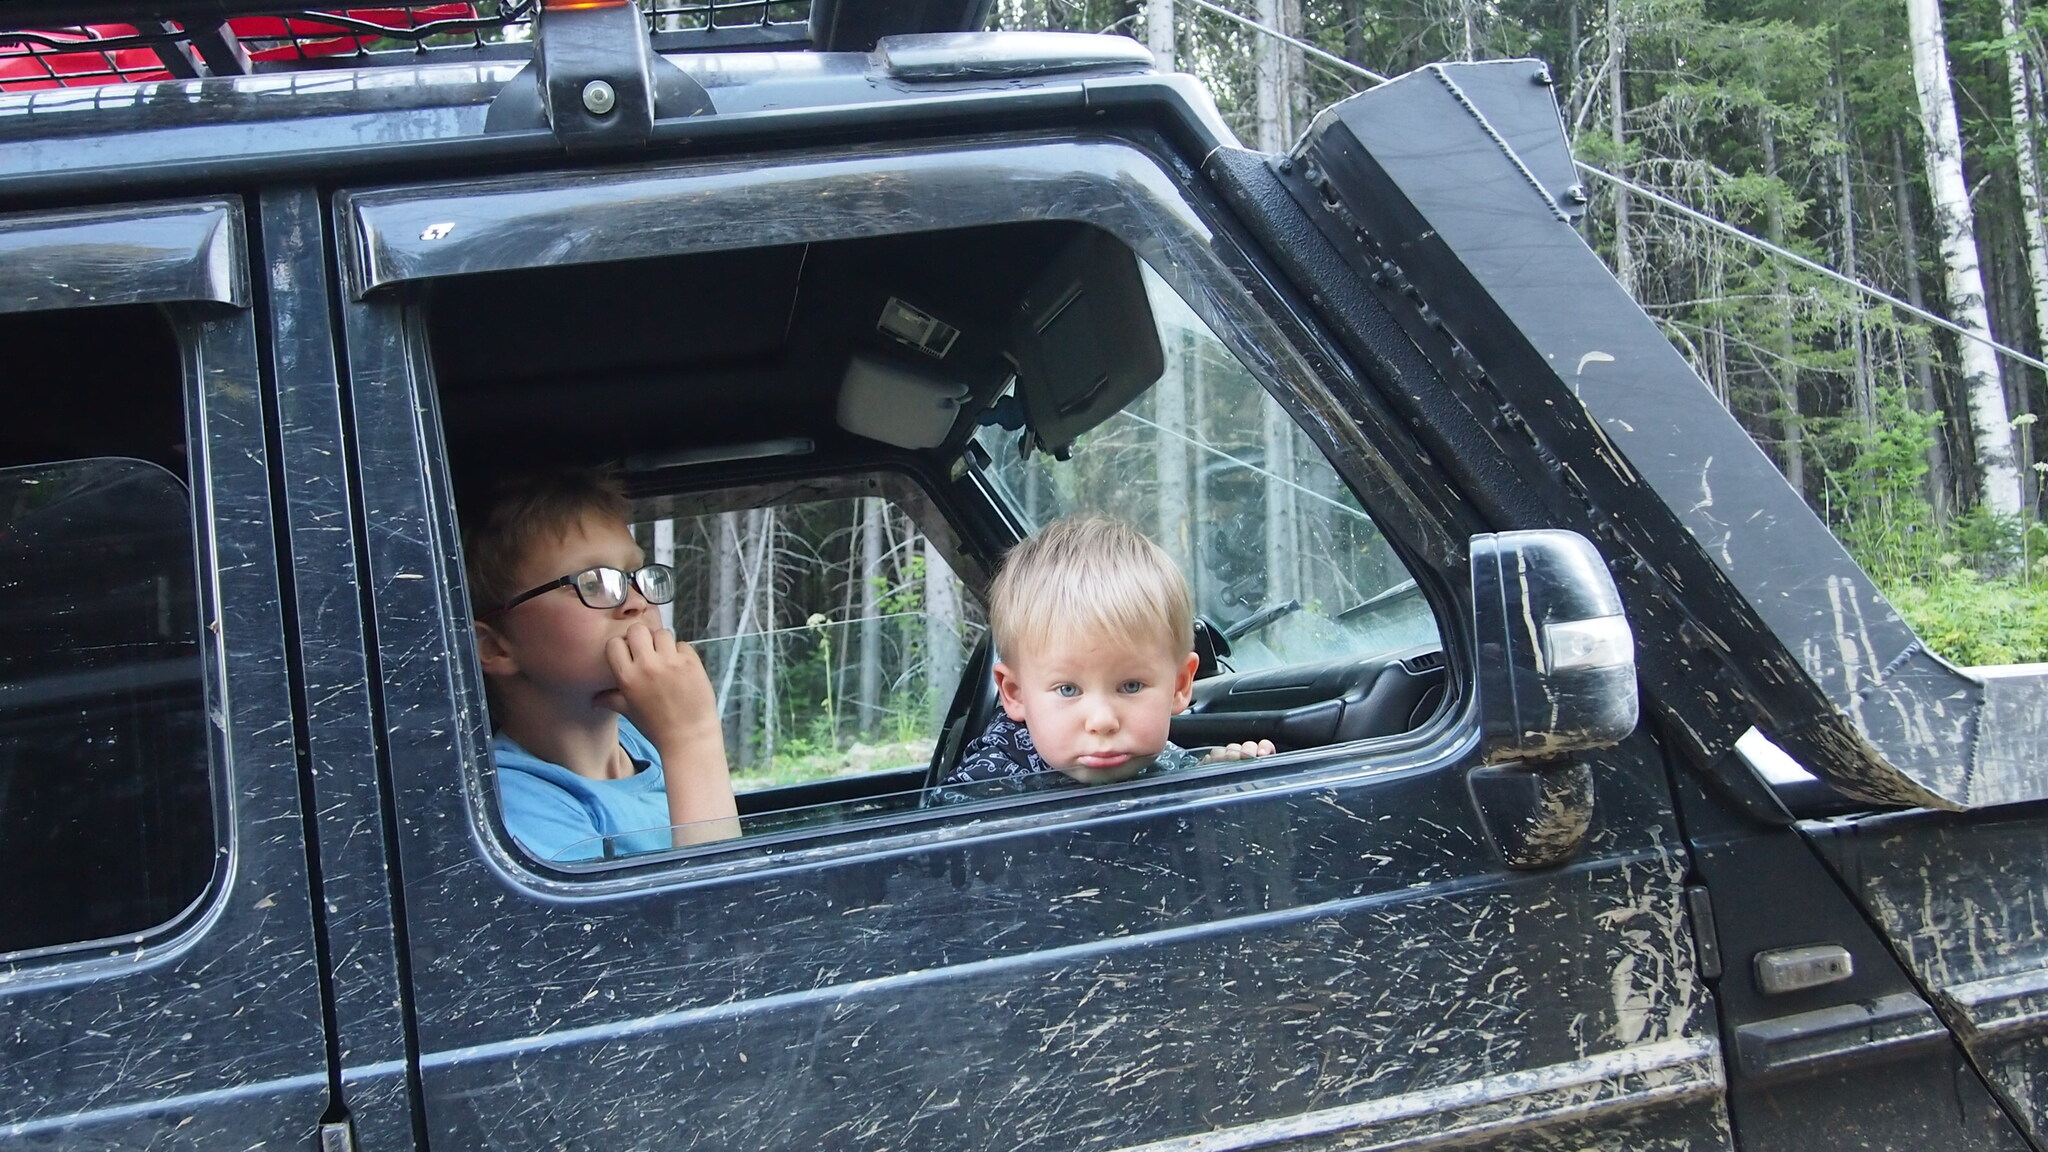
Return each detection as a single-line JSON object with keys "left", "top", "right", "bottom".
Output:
{"left": 493, "top": 0, "right": 710, "bottom": 150}
{"left": 187, "top": 20, "right": 250, "bottom": 77}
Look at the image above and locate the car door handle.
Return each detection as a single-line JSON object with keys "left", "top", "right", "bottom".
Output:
{"left": 1732, "top": 992, "right": 1948, "bottom": 1080}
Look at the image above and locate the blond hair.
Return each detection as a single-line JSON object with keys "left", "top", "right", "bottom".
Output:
{"left": 463, "top": 467, "right": 630, "bottom": 618}
{"left": 988, "top": 516, "right": 1193, "bottom": 664}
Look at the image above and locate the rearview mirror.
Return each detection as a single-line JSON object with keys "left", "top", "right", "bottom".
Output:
{"left": 1470, "top": 529, "right": 1638, "bottom": 763}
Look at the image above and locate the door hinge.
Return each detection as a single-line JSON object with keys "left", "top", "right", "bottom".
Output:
{"left": 1685, "top": 884, "right": 1723, "bottom": 981}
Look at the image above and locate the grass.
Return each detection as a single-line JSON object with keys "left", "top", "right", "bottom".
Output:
{"left": 1883, "top": 569, "right": 2048, "bottom": 667}
{"left": 732, "top": 737, "right": 931, "bottom": 791}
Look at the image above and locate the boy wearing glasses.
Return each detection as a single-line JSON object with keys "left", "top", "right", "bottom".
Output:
{"left": 467, "top": 469, "right": 738, "bottom": 861}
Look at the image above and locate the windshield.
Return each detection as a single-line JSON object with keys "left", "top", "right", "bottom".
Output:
{"left": 972, "top": 265, "right": 1437, "bottom": 673}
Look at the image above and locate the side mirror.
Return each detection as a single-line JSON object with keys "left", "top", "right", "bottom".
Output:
{"left": 1470, "top": 529, "right": 1638, "bottom": 763}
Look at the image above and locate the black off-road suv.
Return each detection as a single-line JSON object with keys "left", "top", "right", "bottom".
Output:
{"left": 3, "top": 3, "right": 2046, "bottom": 1150}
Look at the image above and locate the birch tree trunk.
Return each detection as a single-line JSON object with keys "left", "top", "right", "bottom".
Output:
{"left": 1707, "top": 228, "right": 1731, "bottom": 408}
{"left": 923, "top": 537, "right": 961, "bottom": 729}
{"left": 1263, "top": 403, "right": 1299, "bottom": 603}
{"left": 1832, "top": 82, "right": 1876, "bottom": 456}
{"left": 1762, "top": 117, "right": 1804, "bottom": 495}
{"left": 1146, "top": 0, "right": 1175, "bottom": 71}
{"left": 1156, "top": 333, "right": 1192, "bottom": 572}
{"left": 2005, "top": 0, "right": 2047, "bottom": 511}
{"left": 1190, "top": 347, "right": 1210, "bottom": 607}
{"left": 858, "top": 497, "right": 884, "bottom": 739}
{"left": 1895, "top": 131, "right": 1954, "bottom": 523}
{"left": 1254, "top": 0, "right": 1298, "bottom": 153}
{"left": 711, "top": 511, "right": 743, "bottom": 760}
{"left": 1253, "top": 0, "right": 1300, "bottom": 605}
{"left": 755, "top": 507, "right": 777, "bottom": 768}
{"left": 1908, "top": 0, "right": 2024, "bottom": 514}
{"left": 652, "top": 517, "right": 675, "bottom": 634}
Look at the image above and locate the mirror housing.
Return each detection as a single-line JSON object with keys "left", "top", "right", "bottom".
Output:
{"left": 1470, "top": 529, "right": 1638, "bottom": 763}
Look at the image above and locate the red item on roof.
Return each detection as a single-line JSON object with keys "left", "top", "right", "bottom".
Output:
{"left": 0, "top": 6, "right": 480, "bottom": 91}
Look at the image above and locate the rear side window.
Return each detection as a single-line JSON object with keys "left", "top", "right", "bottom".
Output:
{"left": 0, "top": 309, "right": 212, "bottom": 956}
{"left": 634, "top": 494, "right": 981, "bottom": 794}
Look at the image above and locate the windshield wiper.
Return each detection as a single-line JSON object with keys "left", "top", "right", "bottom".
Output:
{"left": 1337, "top": 579, "right": 1421, "bottom": 622}
{"left": 1223, "top": 599, "right": 1302, "bottom": 641}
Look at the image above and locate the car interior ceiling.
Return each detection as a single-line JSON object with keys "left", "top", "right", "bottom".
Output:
{"left": 426, "top": 220, "right": 1091, "bottom": 495}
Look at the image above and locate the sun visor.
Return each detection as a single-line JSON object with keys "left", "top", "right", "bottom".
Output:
{"left": 1006, "top": 228, "right": 1164, "bottom": 459}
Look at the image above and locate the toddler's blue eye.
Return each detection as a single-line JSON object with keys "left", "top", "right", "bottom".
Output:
{"left": 1054, "top": 684, "right": 1080, "bottom": 698}
{"left": 1119, "top": 680, "right": 1145, "bottom": 694}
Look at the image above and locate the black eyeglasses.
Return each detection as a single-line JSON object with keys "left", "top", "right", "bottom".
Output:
{"left": 478, "top": 564, "right": 678, "bottom": 621}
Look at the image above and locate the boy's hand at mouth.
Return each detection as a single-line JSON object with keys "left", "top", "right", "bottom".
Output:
{"left": 599, "top": 622, "right": 719, "bottom": 744}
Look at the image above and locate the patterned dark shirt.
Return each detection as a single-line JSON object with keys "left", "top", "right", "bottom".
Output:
{"left": 934, "top": 713, "right": 1201, "bottom": 804}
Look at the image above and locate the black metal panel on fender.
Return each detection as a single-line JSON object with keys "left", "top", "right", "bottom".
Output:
{"left": 1667, "top": 752, "right": 2032, "bottom": 1149}
{"left": 1283, "top": 59, "right": 2046, "bottom": 811}
{"left": 1806, "top": 806, "right": 2048, "bottom": 1146}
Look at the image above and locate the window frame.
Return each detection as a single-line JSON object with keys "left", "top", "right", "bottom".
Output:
{"left": 0, "top": 196, "right": 332, "bottom": 1144}
{"left": 340, "top": 133, "right": 1480, "bottom": 894}
{"left": 0, "top": 199, "right": 249, "bottom": 968}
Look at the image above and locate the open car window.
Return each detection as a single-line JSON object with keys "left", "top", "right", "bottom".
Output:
{"left": 416, "top": 174, "right": 1449, "bottom": 865}
{"left": 533, "top": 258, "right": 1438, "bottom": 856}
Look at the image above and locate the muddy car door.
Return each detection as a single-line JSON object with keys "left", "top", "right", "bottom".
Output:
{"left": 0, "top": 202, "right": 334, "bottom": 1147}
{"left": 1254, "top": 57, "right": 2042, "bottom": 1148}
{"left": 322, "top": 113, "right": 1739, "bottom": 1149}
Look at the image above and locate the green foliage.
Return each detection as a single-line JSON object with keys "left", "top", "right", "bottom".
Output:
{"left": 1807, "top": 392, "right": 2048, "bottom": 663}
{"left": 1951, "top": 506, "right": 2028, "bottom": 572}
{"left": 1811, "top": 386, "right": 1944, "bottom": 569}
{"left": 877, "top": 556, "right": 925, "bottom": 616}
{"left": 735, "top": 678, "right": 935, "bottom": 788}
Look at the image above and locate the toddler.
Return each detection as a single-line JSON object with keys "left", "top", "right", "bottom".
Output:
{"left": 940, "top": 516, "right": 1271, "bottom": 797}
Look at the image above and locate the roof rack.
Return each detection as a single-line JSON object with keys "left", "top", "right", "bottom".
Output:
{"left": 0, "top": 0, "right": 863, "bottom": 92}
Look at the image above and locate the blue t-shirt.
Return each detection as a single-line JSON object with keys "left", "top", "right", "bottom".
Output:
{"left": 493, "top": 719, "right": 672, "bottom": 862}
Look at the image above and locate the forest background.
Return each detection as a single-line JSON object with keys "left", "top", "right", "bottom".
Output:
{"left": 990, "top": 0, "right": 2048, "bottom": 666}
{"left": 656, "top": 0, "right": 2048, "bottom": 783}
